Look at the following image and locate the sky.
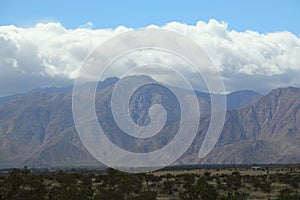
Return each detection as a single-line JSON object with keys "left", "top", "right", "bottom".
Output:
{"left": 1, "top": 0, "right": 300, "bottom": 34}
{"left": 0, "top": 0, "right": 300, "bottom": 96}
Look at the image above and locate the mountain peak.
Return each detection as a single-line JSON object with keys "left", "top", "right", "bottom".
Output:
{"left": 269, "top": 86, "right": 300, "bottom": 95}
{"left": 227, "top": 90, "right": 262, "bottom": 110}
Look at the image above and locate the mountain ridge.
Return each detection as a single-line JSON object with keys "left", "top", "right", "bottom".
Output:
{"left": 0, "top": 76, "right": 299, "bottom": 167}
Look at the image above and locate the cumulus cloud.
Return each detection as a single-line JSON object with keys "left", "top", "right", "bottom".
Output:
{"left": 163, "top": 19, "right": 300, "bottom": 92}
{"left": 0, "top": 23, "right": 131, "bottom": 96}
{"left": 0, "top": 19, "right": 300, "bottom": 96}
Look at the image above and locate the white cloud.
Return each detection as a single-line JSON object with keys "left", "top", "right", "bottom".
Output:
{"left": 0, "top": 19, "right": 300, "bottom": 96}
{"left": 164, "top": 20, "right": 300, "bottom": 76}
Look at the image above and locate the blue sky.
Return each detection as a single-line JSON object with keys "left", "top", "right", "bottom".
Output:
{"left": 1, "top": 0, "right": 299, "bottom": 34}
{"left": 0, "top": 0, "right": 300, "bottom": 96}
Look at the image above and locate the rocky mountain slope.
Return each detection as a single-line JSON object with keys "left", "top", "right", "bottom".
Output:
{"left": 184, "top": 87, "right": 300, "bottom": 164}
{"left": 2, "top": 76, "right": 299, "bottom": 167}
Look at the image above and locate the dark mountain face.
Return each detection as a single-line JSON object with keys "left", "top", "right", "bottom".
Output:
{"left": 0, "top": 91, "right": 98, "bottom": 167}
{"left": 190, "top": 87, "right": 300, "bottom": 164}
{"left": 1, "top": 76, "right": 298, "bottom": 168}
{"left": 226, "top": 90, "right": 262, "bottom": 110}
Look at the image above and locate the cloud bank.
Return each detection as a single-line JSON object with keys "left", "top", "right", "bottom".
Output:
{"left": 0, "top": 19, "right": 300, "bottom": 96}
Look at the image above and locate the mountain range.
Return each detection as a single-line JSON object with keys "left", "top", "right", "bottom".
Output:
{"left": 0, "top": 76, "right": 299, "bottom": 168}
